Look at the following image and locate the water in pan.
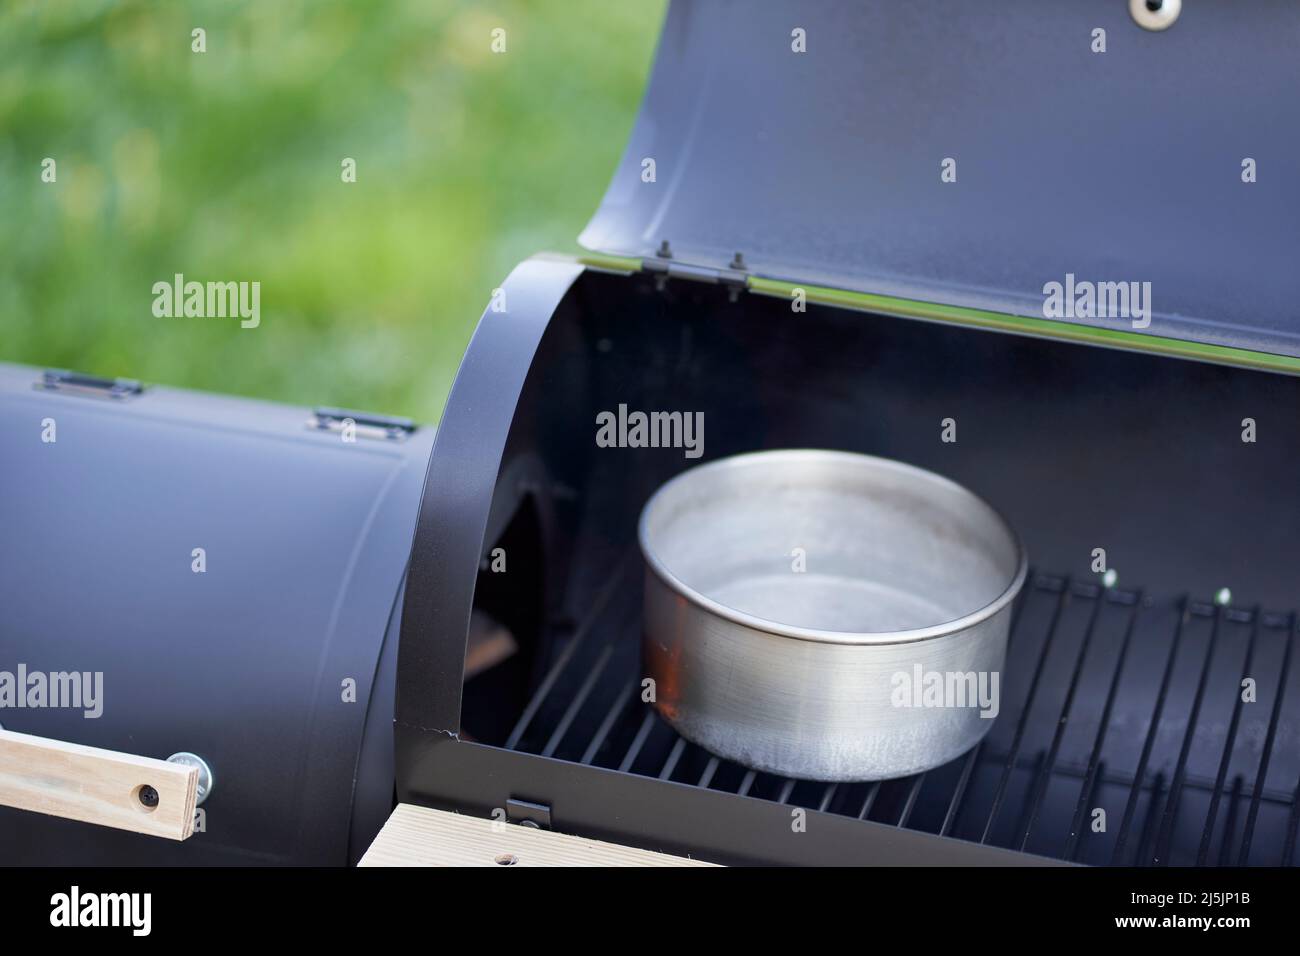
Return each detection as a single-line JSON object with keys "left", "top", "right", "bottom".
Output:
{"left": 709, "top": 571, "right": 958, "bottom": 633}
{"left": 642, "top": 451, "right": 1021, "bottom": 636}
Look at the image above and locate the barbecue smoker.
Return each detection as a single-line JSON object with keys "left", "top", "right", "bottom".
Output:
{"left": 5, "top": 0, "right": 1300, "bottom": 867}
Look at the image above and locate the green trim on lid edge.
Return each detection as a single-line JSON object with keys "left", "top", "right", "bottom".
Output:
{"left": 578, "top": 252, "right": 643, "bottom": 274}
{"left": 566, "top": 253, "right": 1300, "bottom": 375}
{"left": 746, "top": 276, "right": 1300, "bottom": 376}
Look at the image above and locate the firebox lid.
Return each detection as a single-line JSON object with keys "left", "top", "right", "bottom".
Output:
{"left": 580, "top": 0, "right": 1300, "bottom": 363}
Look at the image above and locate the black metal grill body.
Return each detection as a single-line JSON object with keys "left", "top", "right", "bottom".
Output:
{"left": 397, "top": 263, "right": 1300, "bottom": 866}
{"left": 0, "top": 365, "right": 433, "bottom": 864}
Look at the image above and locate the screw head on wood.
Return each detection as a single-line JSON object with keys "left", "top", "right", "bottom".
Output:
{"left": 1129, "top": 0, "right": 1181, "bottom": 31}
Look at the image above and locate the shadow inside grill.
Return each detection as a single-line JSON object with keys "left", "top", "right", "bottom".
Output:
{"left": 487, "top": 553, "right": 1300, "bottom": 867}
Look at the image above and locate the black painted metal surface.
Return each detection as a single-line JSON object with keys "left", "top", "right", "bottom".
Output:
{"left": 0, "top": 363, "right": 433, "bottom": 864}
{"left": 395, "top": 256, "right": 584, "bottom": 741}
{"left": 396, "top": 264, "right": 1300, "bottom": 865}
{"left": 582, "top": 0, "right": 1300, "bottom": 357}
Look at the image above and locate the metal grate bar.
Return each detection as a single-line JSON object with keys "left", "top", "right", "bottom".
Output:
{"left": 941, "top": 746, "right": 981, "bottom": 837}
{"left": 541, "top": 643, "right": 615, "bottom": 757}
{"left": 504, "top": 552, "right": 631, "bottom": 750}
{"left": 737, "top": 770, "right": 757, "bottom": 797}
{"left": 1113, "top": 601, "right": 1187, "bottom": 864}
{"left": 818, "top": 784, "right": 839, "bottom": 814}
{"left": 980, "top": 578, "right": 1072, "bottom": 843}
{"left": 581, "top": 678, "right": 636, "bottom": 765}
{"left": 1065, "top": 593, "right": 1142, "bottom": 859}
{"left": 1197, "top": 609, "right": 1260, "bottom": 865}
{"left": 658, "top": 738, "right": 687, "bottom": 781}
{"left": 1069, "top": 760, "right": 1107, "bottom": 862}
{"left": 1018, "top": 585, "right": 1105, "bottom": 850}
{"left": 1217, "top": 777, "right": 1245, "bottom": 867}
{"left": 1152, "top": 606, "right": 1223, "bottom": 865}
{"left": 939, "top": 583, "right": 1034, "bottom": 838}
{"left": 857, "top": 782, "right": 881, "bottom": 820}
{"left": 617, "top": 710, "right": 656, "bottom": 773}
{"left": 777, "top": 779, "right": 797, "bottom": 804}
{"left": 1239, "top": 613, "right": 1296, "bottom": 865}
{"left": 1285, "top": 778, "right": 1300, "bottom": 866}
{"left": 897, "top": 773, "right": 926, "bottom": 828}
{"left": 987, "top": 745, "right": 1293, "bottom": 807}
{"left": 697, "top": 756, "right": 720, "bottom": 789}
{"left": 1133, "top": 773, "right": 1167, "bottom": 866}
{"left": 1009, "top": 753, "right": 1045, "bottom": 843}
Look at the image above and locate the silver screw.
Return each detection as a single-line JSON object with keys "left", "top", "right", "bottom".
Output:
{"left": 167, "top": 752, "right": 214, "bottom": 805}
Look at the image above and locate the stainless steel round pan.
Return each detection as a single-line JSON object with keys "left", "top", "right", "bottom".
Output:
{"left": 639, "top": 449, "right": 1027, "bottom": 782}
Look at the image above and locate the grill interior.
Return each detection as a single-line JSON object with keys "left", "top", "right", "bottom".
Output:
{"left": 439, "top": 268, "right": 1300, "bottom": 865}
{"left": 489, "top": 552, "right": 1300, "bottom": 866}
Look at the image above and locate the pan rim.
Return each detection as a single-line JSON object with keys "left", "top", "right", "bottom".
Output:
{"left": 637, "top": 448, "right": 1029, "bottom": 646}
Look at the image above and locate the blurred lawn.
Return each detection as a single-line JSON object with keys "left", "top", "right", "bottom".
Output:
{"left": 0, "top": 0, "right": 664, "bottom": 420}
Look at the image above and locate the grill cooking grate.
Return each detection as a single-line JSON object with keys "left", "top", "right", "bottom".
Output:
{"left": 499, "top": 557, "right": 1300, "bottom": 865}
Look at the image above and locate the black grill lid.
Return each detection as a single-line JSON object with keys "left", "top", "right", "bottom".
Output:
{"left": 581, "top": 0, "right": 1300, "bottom": 361}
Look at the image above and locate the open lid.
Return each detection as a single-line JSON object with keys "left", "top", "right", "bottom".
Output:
{"left": 581, "top": 0, "right": 1300, "bottom": 361}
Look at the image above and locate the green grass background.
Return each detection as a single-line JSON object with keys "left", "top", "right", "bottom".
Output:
{"left": 0, "top": 0, "right": 664, "bottom": 420}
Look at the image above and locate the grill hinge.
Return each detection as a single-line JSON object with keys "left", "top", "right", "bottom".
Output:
{"left": 644, "top": 243, "right": 749, "bottom": 301}
{"left": 36, "top": 369, "right": 144, "bottom": 400}
{"left": 308, "top": 407, "right": 415, "bottom": 441}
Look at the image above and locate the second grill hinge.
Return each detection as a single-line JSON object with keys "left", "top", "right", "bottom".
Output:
{"left": 644, "top": 243, "right": 749, "bottom": 301}
{"left": 308, "top": 407, "right": 416, "bottom": 441}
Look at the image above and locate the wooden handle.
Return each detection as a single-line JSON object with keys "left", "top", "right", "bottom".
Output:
{"left": 0, "top": 729, "right": 198, "bottom": 841}
{"left": 360, "top": 803, "right": 718, "bottom": 867}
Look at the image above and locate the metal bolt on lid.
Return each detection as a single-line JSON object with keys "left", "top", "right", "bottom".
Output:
{"left": 167, "top": 752, "right": 214, "bottom": 806}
